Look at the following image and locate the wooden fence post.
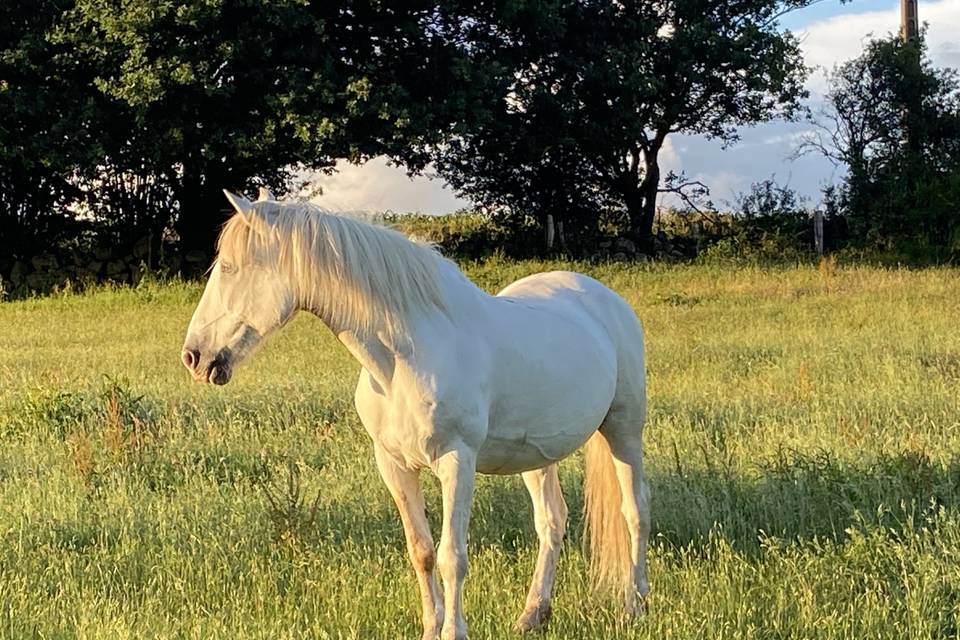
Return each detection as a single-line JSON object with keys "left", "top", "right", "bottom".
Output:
{"left": 814, "top": 208, "right": 824, "bottom": 255}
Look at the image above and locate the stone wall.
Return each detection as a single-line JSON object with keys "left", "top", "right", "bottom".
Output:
{"left": 0, "top": 238, "right": 210, "bottom": 297}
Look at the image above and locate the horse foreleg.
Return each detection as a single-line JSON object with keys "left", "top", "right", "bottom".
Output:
{"left": 434, "top": 447, "right": 477, "bottom": 640}
{"left": 374, "top": 445, "right": 444, "bottom": 640}
{"left": 515, "top": 464, "right": 568, "bottom": 633}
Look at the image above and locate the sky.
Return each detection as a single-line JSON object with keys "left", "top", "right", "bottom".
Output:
{"left": 309, "top": 0, "right": 960, "bottom": 214}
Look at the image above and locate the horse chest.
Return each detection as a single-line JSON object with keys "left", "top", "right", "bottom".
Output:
{"left": 355, "top": 370, "right": 484, "bottom": 470}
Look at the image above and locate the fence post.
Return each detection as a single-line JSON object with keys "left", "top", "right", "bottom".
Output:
{"left": 545, "top": 214, "right": 555, "bottom": 251}
{"left": 814, "top": 208, "right": 824, "bottom": 255}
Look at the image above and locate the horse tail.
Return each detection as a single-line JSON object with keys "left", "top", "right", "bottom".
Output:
{"left": 583, "top": 430, "right": 630, "bottom": 592}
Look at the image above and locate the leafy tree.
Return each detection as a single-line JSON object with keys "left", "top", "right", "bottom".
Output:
{"left": 0, "top": 0, "right": 99, "bottom": 260}
{"left": 432, "top": 0, "right": 815, "bottom": 244}
{"left": 803, "top": 34, "right": 960, "bottom": 251}
{"left": 735, "top": 177, "right": 812, "bottom": 246}
{"left": 54, "top": 0, "right": 501, "bottom": 255}
{"left": 55, "top": 1, "right": 330, "bottom": 255}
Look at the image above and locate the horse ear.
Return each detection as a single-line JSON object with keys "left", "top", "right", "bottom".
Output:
{"left": 256, "top": 187, "right": 275, "bottom": 202}
{"left": 223, "top": 189, "right": 253, "bottom": 215}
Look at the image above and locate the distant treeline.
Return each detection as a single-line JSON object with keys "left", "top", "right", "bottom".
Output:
{"left": 1, "top": 1, "right": 958, "bottom": 297}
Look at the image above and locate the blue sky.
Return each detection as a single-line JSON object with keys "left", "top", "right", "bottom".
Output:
{"left": 310, "top": 0, "right": 960, "bottom": 214}
{"left": 778, "top": 0, "right": 900, "bottom": 30}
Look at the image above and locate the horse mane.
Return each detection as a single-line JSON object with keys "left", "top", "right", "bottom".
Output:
{"left": 216, "top": 202, "right": 448, "bottom": 337}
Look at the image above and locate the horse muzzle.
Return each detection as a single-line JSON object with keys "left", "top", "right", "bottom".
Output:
{"left": 181, "top": 347, "right": 232, "bottom": 385}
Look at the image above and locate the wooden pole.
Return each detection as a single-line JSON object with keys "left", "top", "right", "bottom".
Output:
{"left": 545, "top": 214, "right": 555, "bottom": 250}
{"left": 900, "top": 0, "right": 919, "bottom": 42}
{"left": 900, "top": 0, "right": 920, "bottom": 151}
{"left": 814, "top": 208, "right": 824, "bottom": 255}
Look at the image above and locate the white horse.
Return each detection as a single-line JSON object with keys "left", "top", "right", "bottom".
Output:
{"left": 181, "top": 190, "right": 650, "bottom": 639}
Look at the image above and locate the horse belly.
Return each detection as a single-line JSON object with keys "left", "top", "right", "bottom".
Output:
{"left": 476, "top": 430, "right": 597, "bottom": 474}
{"left": 477, "top": 338, "right": 617, "bottom": 475}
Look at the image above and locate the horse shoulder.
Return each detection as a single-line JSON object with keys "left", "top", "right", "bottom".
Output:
{"left": 410, "top": 367, "right": 489, "bottom": 451}
{"left": 354, "top": 331, "right": 489, "bottom": 469}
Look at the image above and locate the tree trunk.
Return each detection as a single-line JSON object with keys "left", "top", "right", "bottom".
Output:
{"left": 176, "top": 187, "right": 223, "bottom": 252}
{"left": 627, "top": 163, "right": 660, "bottom": 241}
{"left": 625, "top": 183, "right": 645, "bottom": 237}
{"left": 638, "top": 153, "right": 660, "bottom": 238}
{"left": 174, "top": 171, "right": 232, "bottom": 272}
{"left": 626, "top": 142, "right": 663, "bottom": 242}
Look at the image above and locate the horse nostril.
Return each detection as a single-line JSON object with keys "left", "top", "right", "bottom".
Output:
{"left": 181, "top": 348, "right": 199, "bottom": 370}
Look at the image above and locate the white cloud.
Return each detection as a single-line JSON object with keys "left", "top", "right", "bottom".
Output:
{"left": 659, "top": 1, "right": 960, "bottom": 206}
{"left": 305, "top": 157, "right": 471, "bottom": 215}
{"left": 308, "top": 139, "right": 683, "bottom": 216}
{"left": 759, "top": 130, "right": 813, "bottom": 146}
{"left": 659, "top": 136, "right": 682, "bottom": 174}
{"left": 799, "top": 0, "right": 960, "bottom": 94}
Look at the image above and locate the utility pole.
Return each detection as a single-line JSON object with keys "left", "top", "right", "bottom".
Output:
{"left": 900, "top": 0, "right": 918, "bottom": 42}
{"left": 900, "top": 0, "right": 920, "bottom": 151}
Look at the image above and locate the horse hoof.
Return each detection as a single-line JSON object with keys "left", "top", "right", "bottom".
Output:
{"left": 439, "top": 625, "right": 468, "bottom": 640}
{"left": 513, "top": 604, "right": 552, "bottom": 633}
{"left": 625, "top": 592, "right": 650, "bottom": 618}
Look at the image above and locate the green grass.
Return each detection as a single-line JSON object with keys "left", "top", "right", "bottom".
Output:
{"left": 2, "top": 260, "right": 960, "bottom": 639}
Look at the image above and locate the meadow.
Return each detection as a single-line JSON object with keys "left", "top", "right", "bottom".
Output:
{"left": 1, "top": 259, "right": 959, "bottom": 639}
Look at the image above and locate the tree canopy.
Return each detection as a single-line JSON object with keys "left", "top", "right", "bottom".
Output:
{"left": 5, "top": 0, "right": 896, "bottom": 269}
{"left": 2, "top": 1, "right": 504, "bottom": 259}
{"left": 431, "top": 0, "right": 815, "bottom": 243}
{"left": 53, "top": 0, "right": 507, "bottom": 254}
{"left": 805, "top": 34, "right": 960, "bottom": 253}
{"left": 0, "top": 0, "right": 97, "bottom": 256}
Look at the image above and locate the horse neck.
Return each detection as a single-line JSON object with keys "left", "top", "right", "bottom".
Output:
{"left": 303, "top": 257, "right": 486, "bottom": 386}
{"left": 295, "top": 239, "right": 439, "bottom": 337}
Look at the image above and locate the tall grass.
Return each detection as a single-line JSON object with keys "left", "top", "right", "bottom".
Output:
{"left": 1, "top": 262, "right": 959, "bottom": 638}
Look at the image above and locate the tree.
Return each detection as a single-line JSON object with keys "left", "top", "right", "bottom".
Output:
{"left": 802, "top": 34, "right": 960, "bottom": 250}
{"left": 0, "top": 0, "right": 100, "bottom": 261}
{"left": 54, "top": 0, "right": 501, "bottom": 255}
{"left": 54, "top": 1, "right": 328, "bottom": 255}
{"left": 432, "top": 0, "right": 813, "bottom": 244}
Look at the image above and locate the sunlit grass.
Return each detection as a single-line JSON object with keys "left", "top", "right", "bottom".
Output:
{"left": 1, "top": 261, "right": 959, "bottom": 638}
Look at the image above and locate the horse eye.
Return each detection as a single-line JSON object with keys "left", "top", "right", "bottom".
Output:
{"left": 220, "top": 261, "right": 236, "bottom": 274}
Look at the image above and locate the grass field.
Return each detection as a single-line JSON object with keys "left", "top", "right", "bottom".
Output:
{"left": 2, "top": 260, "right": 960, "bottom": 639}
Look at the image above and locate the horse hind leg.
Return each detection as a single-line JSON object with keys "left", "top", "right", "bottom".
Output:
{"left": 515, "top": 464, "right": 568, "bottom": 633}
{"left": 600, "top": 407, "right": 651, "bottom": 615}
